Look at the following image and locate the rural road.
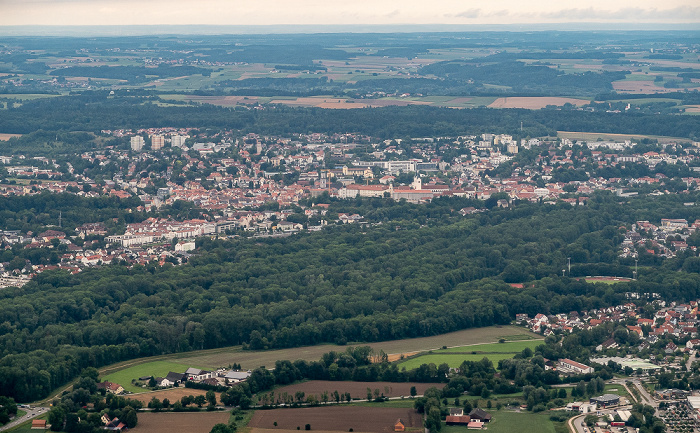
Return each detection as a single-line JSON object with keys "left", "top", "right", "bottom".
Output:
{"left": 0, "top": 406, "right": 49, "bottom": 432}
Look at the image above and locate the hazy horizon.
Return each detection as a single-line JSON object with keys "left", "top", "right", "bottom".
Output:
{"left": 0, "top": 23, "right": 699, "bottom": 37}
{"left": 1, "top": 0, "right": 699, "bottom": 30}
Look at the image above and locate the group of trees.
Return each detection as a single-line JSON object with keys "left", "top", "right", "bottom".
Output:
{"left": 46, "top": 368, "right": 140, "bottom": 433}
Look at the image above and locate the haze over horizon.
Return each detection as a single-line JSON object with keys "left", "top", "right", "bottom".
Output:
{"left": 1, "top": 0, "right": 699, "bottom": 30}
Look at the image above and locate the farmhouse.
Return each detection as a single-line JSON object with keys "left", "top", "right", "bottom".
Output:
{"left": 96, "top": 381, "right": 124, "bottom": 395}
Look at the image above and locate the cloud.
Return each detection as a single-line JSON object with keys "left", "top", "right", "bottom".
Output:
{"left": 539, "top": 5, "right": 700, "bottom": 21}
{"left": 454, "top": 8, "right": 482, "bottom": 19}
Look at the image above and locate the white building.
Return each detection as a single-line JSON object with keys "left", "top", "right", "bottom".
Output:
{"left": 131, "top": 136, "right": 145, "bottom": 151}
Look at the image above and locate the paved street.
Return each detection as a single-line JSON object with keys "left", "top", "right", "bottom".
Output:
{"left": 0, "top": 406, "right": 48, "bottom": 432}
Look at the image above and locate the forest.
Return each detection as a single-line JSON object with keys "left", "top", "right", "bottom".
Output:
{"left": 3, "top": 193, "right": 700, "bottom": 401}
{"left": 1, "top": 95, "right": 699, "bottom": 144}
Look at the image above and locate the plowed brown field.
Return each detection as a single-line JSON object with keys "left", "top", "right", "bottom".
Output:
{"left": 135, "top": 411, "right": 230, "bottom": 433}
{"left": 271, "top": 381, "right": 443, "bottom": 400}
{"left": 249, "top": 406, "right": 422, "bottom": 433}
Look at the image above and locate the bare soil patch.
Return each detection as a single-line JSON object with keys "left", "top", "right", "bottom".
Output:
{"left": 271, "top": 381, "right": 444, "bottom": 400}
{"left": 126, "top": 388, "right": 221, "bottom": 405}
{"left": 0, "top": 133, "right": 21, "bottom": 141}
{"left": 135, "top": 411, "right": 230, "bottom": 433}
{"left": 489, "top": 97, "right": 589, "bottom": 109}
{"left": 183, "top": 95, "right": 259, "bottom": 106}
{"left": 248, "top": 406, "right": 422, "bottom": 433}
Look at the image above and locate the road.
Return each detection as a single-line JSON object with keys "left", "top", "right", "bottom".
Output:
{"left": 0, "top": 406, "right": 49, "bottom": 432}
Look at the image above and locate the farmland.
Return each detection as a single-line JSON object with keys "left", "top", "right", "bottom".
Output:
{"left": 134, "top": 411, "right": 231, "bottom": 433}
{"left": 248, "top": 406, "right": 422, "bottom": 433}
{"left": 442, "top": 410, "right": 561, "bottom": 433}
{"left": 432, "top": 340, "right": 543, "bottom": 354}
{"left": 397, "top": 353, "right": 516, "bottom": 370}
{"left": 124, "top": 388, "right": 222, "bottom": 406}
{"left": 396, "top": 340, "right": 543, "bottom": 370}
{"left": 174, "top": 325, "right": 537, "bottom": 369}
{"left": 269, "top": 381, "right": 444, "bottom": 400}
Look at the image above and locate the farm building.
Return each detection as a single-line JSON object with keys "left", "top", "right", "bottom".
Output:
{"left": 469, "top": 408, "right": 492, "bottom": 423}
{"left": 394, "top": 419, "right": 405, "bottom": 432}
{"left": 31, "top": 419, "right": 47, "bottom": 429}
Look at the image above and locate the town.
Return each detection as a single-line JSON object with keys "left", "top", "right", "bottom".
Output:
{"left": 0, "top": 127, "right": 698, "bottom": 287}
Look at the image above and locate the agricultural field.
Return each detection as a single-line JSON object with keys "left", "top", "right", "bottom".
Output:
{"left": 442, "top": 410, "right": 563, "bottom": 433}
{"left": 270, "top": 381, "right": 444, "bottom": 400}
{"left": 248, "top": 406, "right": 422, "bottom": 433}
{"left": 174, "top": 326, "right": 538, "bottom": 369}
{"left": 557, "top": 130, "right": 688, "bottom": 144}
{"left": 101, "top": 360, "right": 208, "bottom": 394}
{"left": 488, "top": 97, "right": 590, "bottom": 109}
{"left": 433, "top": 340, "right": 544, "bottom": 354}
{"left": 134, "top": 411, "right": 231, "bottom": 433}
{"left": 397, "top": 353, "right": 516, "bottom": 370}
{"left": 396, "top": 340, "right": 543, "bottom": 370}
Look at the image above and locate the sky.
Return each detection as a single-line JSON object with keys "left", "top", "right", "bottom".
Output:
{"left": 1, "top": 0, "right": 699, "bottom": 27}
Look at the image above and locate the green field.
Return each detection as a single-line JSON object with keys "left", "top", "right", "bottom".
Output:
{"left": 443, "top": 410, "right": 562, "bottom": 433}
{"left": 603, "top": 384, "right": 631, "bottom": 400}
{"left": 102, "top": 360, "right": 209, "bottom": 393}
{"left": 174, "top": 325, "right": 538, "bottom": 368}
{"left": 434, "top": 340, "right": 543, "bottom": 354}
{"left": 396, "top": 339, "right": 543, "bottom": 369}
{"left": 397, "top": 353, "right": 517, "bottom": 370}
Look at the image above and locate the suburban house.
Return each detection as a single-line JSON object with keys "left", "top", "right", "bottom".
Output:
{"left": 96, "top": 381, "right": 124, "bottom": 395}
{"left": 558, "top": 358, "right": 594, "bottom": 374}
{"left": 102, "top": 415, "right": 127, "bottom": 431}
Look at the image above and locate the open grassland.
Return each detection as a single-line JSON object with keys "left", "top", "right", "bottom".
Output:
{"left": 603, "top": 384, "right": 631, "bottom": 400}
{"left": 433, "top": 340, "right": 544, "bottom": 354}
{"left": 443, "top": 410, "right": 561, "bottom": 433}
{"left": 248, "top": 406, "right": 422, "bottom": 433}
{"left": 269, "top": 381, "right": 444, "bottom": 400}
{"left": 174, "top": 326, "right": 538, "bottom": 369}
{"left": 135, "top": 411, "right": 231, "bottom": 433}
{"left": 102, "top": 360, "right": 208, "bottom": 393}
{"left": 397, "top": 353, "right": 516, "bottom": 370}
{"left": 558, "top": 130, "right": 688, "bottom": 143}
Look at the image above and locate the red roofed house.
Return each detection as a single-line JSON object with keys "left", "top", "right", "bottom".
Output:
{"left": 96, "top": 381, "right": 124, "bottom": 395}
